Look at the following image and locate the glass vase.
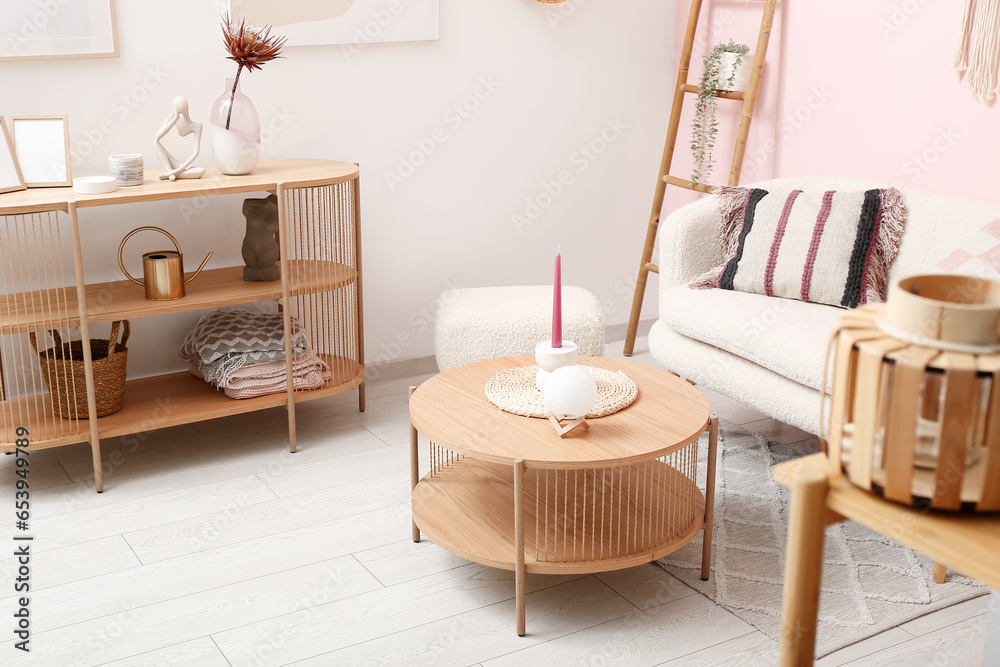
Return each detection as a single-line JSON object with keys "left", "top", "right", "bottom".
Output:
{"left": 210, "top": 77, "right": 261, "bottom": 175}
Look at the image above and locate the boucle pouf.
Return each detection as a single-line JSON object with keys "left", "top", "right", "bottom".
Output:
{"left": 434, "top": 286, "right": 605, "bottom": 371}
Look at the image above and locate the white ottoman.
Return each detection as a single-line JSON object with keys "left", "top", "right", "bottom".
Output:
{"left": 434, "top": 285, "right": 605, "bottom": 371}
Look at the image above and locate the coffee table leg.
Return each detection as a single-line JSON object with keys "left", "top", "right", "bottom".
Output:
{"left": 514, "top": 458, "right": 526, "bottom": 636}
{"left": 701, "top": 415, "right": 719, "bottom": 580}
{"left": 409, "top": 387, "right": 420, "bottom": 543}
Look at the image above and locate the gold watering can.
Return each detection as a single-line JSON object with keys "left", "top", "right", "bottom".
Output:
{"left": 118, "top": 226, "right": 213, "bottom": 301}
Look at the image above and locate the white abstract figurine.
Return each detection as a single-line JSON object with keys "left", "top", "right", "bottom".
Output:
{"left": 154, "top": 97, "right": 206, "bottom": 181}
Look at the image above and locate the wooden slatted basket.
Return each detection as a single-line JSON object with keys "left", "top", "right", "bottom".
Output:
{"left": 824, "top": 275, "right": 1000, "bottom": 512}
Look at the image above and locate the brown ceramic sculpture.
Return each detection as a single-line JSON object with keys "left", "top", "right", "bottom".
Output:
{"left": 241, "top": 194, "right": 280, "bottom": 282}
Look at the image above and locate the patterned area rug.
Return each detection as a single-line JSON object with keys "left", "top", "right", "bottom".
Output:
{"left": 657, "top": 423, "right": 987, "bottom": 658}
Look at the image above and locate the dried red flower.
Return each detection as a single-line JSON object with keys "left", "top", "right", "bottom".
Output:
{"left": 220, "top": 14, "right": 287, "bottom": 130}
{"left": 222, "top": 15, "right": 287, "bottom": 72}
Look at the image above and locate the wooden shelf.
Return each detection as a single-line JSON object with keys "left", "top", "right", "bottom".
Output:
{"left": 0, "top": 354, "right": 363, "bottom": 450}
{"left": 0, "top": 159, "right": 359, "bottom": 215}
{"left": 662, "top": 174, "right": 718, "bottom": 194}
{"left": 680, "top": 84, "right": 746, "bottom": 101}
{"left": 0, "top": 260, "right": 356, "bottom": 334}
{"left": 1, "top": 158, "right": 365, "bottom": 491}
{"left": 411, "top": 457, "right": 705, "bottom": 575}
{"left": 409, "top": 356, "right": 710, "bottom": 468}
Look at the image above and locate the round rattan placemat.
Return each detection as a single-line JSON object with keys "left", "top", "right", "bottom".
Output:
{"left": 485, "top": 365, "right": 638, "bottom": 419}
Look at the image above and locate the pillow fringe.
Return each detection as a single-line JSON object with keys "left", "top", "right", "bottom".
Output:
{"left": 690, "top": 186, "right": 750, "bottom": 289}
{"left": 863, "top": 188, "right": 907, "bottom": 305}
{"left": 717, "top": 186, "right": 752, "bottom": 251}
{"left": 689, "top": 268, "right": 725, "bottom": 290}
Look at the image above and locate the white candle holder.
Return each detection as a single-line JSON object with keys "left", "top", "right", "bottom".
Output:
{"left": 535, "top": 340, "right": 578, "bottom": 390}
{"left": 108, "top": 154, "right": 144, "bottom": 187}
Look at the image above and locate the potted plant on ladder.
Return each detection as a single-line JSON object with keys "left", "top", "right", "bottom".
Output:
{"left": 690, "top": 40, "right": 751, "bottom": 187}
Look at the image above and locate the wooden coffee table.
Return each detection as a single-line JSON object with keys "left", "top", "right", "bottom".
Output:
{"left": 408, "top": 355, "right": 718, "bottom": 635}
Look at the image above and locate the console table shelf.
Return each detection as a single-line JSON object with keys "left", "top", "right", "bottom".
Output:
{"left": 0, "top": 354, "right": 363, "bottom": 450}
{"left": 0, "top": 159, "right": 365, "bottom": 491}
{"left": 0, "top": 261, "right": 356, "bottom": 334}
{"left": 0, "top": 159, "right": 359, "bottom": 215}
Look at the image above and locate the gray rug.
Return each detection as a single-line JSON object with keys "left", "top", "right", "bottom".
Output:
{"left": 657, "top": 423, "right": 987, "bottom": 658}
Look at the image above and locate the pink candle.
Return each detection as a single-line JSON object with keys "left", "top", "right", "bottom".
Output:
{"left": 552, "top": 249, "right": 562, "bottom": 348}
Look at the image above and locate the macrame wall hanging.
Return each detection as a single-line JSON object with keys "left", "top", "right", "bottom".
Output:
{"left": 954, "top": 0, "right": 1000, "bottom": 103}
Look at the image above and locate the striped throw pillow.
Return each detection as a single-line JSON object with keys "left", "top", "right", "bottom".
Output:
{"left": 693, "top": 186, "right": 907, "bottom": 307}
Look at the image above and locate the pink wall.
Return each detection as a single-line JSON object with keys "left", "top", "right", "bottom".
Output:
{"left": 667, "top": 0, "right": 1000, "bottom": 215}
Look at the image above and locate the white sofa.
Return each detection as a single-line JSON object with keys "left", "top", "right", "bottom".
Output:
{"left": 649, "top": 176, "right": 1000, "bottom": 434}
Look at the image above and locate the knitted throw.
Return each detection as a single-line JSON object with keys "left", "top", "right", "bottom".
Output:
{"left": 692, "top": 187, "right": 907, "bottom": 308}
{"left": 954, "top": 0, "right": 1000, "bottom": 103}
{"left": 178, "top": 309, "right": 308, "bottom": 388}
{"left": 186, "top": 350, "right": 331, "bottom": 399}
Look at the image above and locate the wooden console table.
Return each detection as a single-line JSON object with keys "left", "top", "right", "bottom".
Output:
{"left": 408, "top": 356, "right": 719, "bottom": 636}
{"left": 774, "top": 453, "right": 1000, "bottom": 665}
{"left": 0, "top": 159, "right": 365, "bottom": 492}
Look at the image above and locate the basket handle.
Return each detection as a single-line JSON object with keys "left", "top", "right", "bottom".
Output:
{"left": 28, "top": 329, "right": 62, "bottom": 353}
{"left": 28, "top": 323, "right": 129, "bottom": 356}
{"left": 106, "top": 320, "right": 131, "bottom": 358}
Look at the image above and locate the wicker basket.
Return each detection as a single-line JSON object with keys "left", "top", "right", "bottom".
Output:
{"left": 29, "top": 321, "right": 130, "bottom": 420}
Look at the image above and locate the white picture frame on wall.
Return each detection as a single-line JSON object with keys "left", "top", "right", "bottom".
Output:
{"left": 0, "top": 0, "right": 118, "bottom": 62}
{"left": 0, "top": 124, "right": 27, "bottom": 195}
{"left": 8, "top": 115, "right": 72, "bottom": 188}
{"left": 229, "top": 0, "right": 439, "bottom": 47}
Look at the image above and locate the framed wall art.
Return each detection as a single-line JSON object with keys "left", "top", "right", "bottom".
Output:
{"left": 229, "top": 0, "right": 439, "bottom": 47}
{"left": 0, "top": 123, "right": 26, "bottom": 195}
{"left": 8, "top": 115, "right": 72, "bottom": 188}
{"left": 0, "top": 0, "right": 118, "bottom": 62}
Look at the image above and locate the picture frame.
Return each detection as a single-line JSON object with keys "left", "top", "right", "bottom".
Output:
{"left": 0, "top": 123, "right": 27, "bottom": 195}
{"left": 7, "top": 115, "right": 72, "bottom": 188}
{"left": 0, "top": 0, "right": 118, "bottom": 62}
{"left": 229, "top": 0, "right": 439, "bottom": 48}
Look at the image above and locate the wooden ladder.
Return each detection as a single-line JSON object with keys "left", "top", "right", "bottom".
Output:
{"left": 623, "top": 0, "right": 778, "bottom": 356}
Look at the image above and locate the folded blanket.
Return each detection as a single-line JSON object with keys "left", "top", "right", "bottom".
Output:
{"left": 186, "top": 350, "right": 331, "bottom": 399}
{"left": 179, "top": 309, "right": 308, "bottom": 387}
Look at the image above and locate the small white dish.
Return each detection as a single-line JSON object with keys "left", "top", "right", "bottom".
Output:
{"left": 73, "top": 175, "right": 118, "bottom": 195}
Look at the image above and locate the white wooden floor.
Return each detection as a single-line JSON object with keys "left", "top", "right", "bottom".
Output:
{"left": 0, "top": 337, "right": 990, "bottom": 666}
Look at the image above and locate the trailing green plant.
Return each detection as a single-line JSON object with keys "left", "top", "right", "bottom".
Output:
{"left": 690, "top": 40, "right": 749, "bottom": 187}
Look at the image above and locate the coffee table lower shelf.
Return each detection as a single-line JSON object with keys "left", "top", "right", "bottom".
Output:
{"left": 412, "top": 457, "right": 706, "bottom": 576}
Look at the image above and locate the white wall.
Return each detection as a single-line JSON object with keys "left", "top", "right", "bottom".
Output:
{"left": 2, "top": 0, "right": 674, "bottom": 377}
